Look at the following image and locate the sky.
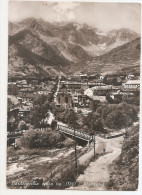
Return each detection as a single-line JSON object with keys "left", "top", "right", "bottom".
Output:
{"left": 9, "top": 1, "right": 141, "bottom": 34}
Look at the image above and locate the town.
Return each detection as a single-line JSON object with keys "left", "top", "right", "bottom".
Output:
{"left": 7, "top": 70, "right": 140, "bottom": 189}
{"left": 8, "top": 72, "right": 140, "bottom": 136}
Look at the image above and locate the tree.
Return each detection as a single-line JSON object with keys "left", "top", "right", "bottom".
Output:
{"left": 89, "top": 100, "right": 100, "bottom": 111}
{"left": 7, "top": 120, "right": 18, "bottom": 132}
{"left": 29, "top": 95, "right": 50, "bottom": 128}
{"left": 65, "top": 109, "right": 78, "bottom": 128}
{"left": 106, "top": 93, "right": 114, "bottom": 104}
{"left": 103, "top": 103, "right": 138, "bottom": 129}
{"left": 18, "top": 120, "right": 28, "bottom": 131}
{"left": 105, "top": 110, "right": 126, "bottom": 129}
{"left": 51, "top": 120, "right": 57, "bottom": 130}
{"left": 19, "top": 129, "right": 66, "bottom": 149}
{"left": 84, "top": 112, "right": 104, "bottom": 133}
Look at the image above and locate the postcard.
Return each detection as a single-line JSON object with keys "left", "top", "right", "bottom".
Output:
{"left": 1, "top": 0, "right": 141, "bottom": 193}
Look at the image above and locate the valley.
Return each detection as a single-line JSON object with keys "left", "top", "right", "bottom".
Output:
{"left": 8, "top": 18, "right": 140, "bottom": 79}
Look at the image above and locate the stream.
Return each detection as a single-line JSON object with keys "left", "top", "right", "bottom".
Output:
{"left": 7, "top": 146, "right": 83, "bottom": 177}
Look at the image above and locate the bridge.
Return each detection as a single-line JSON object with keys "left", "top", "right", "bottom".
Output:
{"left": 57, "top": 124, "right": 93, "bottom": 145}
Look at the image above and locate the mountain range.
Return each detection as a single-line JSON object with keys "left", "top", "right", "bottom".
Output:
{"left": 8, "top": 18, "right": 140, "bottom": 78}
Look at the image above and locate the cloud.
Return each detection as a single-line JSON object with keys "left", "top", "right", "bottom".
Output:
{"left": 52, "top": 2, "right": 79, "bottom": 22}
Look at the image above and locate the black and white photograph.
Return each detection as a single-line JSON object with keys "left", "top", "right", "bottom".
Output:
{"left": 5, "top": 0, "right": 141, "bottom": 191}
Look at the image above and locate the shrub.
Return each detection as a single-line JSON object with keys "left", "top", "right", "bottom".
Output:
{"left": 51, "top": 120, "right": 57, "bottom": 130}
{"left": 107, "top": 125, "right": 139, "bottom": 190}
{"left": 96, "top": 102, "right": 138, "bottom": 130}
{"left": 19, "top": 129, "right": 66, "bottom": 149}
{"left": 18, "top": 120, "right": 28, "bottom": 131}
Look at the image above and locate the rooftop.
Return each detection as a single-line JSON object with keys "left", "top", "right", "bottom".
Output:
{"left": 91, "top": 85, "right": 112, "bottom": 90}
{"left": 63, "top": 82, "right": 82, "bottom": 85}
{"left": 19, "top": 89, "right": 35, "bottom": 92}
{"left": 124, "top": 80, "right": 140, "bottom": 85}
{"left": 88, "top": 82, "right": 105, "bottom": 85}
{"left": 19, "top": 105, "right": 30, "bottom": 112}
{"left": 91, "top": 96, "right": 106, "bottom": 102}
{"left": 57, "top": 92, "right": 72, "bottom": 97}
{"left": 8, "top": 95, "right": 19, "bottom": 105}
{"left": 17, "top": 80, "right": 27, "bottom": 84}
{"left": 8, "top": 82, "right": 17, "bottom": 85}
{"left": 111, "top": 91, "right": 134, "bottom": 96}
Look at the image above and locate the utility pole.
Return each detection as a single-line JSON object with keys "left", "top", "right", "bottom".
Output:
{"left": 125, "top": 114, "right": 128, "bottom": 137}
{"left": 74, "top": 127, "right": 78, "bottom": 175}
{"left": 91, "top": 118, "right": 95, "bottom": 157}
{"left": 93, "top": 126, "right": 96, "bottom": 157}
{"left": 74, "top": 31, "right": 78, "bottom": 175}
{"left": 60, "top": 168, "right": 63, "bottom": 186}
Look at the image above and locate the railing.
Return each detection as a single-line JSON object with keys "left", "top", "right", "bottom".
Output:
{"left": 57, "top": 124, "right": 92, "bottom": 141}
{"left": 106, "top": 133, "right": 125, "bottom": 139}
{"left": 7, "top": 126, "right": 93, "bottom": 142}
{"left": 35, "top": 128, "right": 49, "bottom": 131}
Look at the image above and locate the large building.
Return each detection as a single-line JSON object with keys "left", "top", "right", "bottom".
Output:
{"left": 72, "top": 93, "right": 92, "bottom": 107}
{"left": 60, "top": 81, "right": 82, "bottom": 90}
{"left": 56, "top": 92, "right": 72, "bottom": 108}
{"left": 123, "top": 80, "right": 140, "bottom": 89}
{"left": 84, "top": 85, "right": 112, "bottom": 97}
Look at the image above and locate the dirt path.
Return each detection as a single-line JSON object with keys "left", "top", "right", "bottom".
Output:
{"left": 69, "top": 136, "right": 123, "bottom": 190}
{"left": 78, "top": 136, "right": 107, "bottom": 165}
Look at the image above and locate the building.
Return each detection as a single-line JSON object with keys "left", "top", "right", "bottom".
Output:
{"left": 84, "top": 88, "right": 94, "bottom": 97}
{"left": 85, "top": 85, "right": 111, "bottom": 97}
{"left": 8, "top": 107, "right": 19, "bottom": 120}
{"left": 126, "top": 74, "right": 136, "bottom": 80}
{"left": 16, "top": 80, "right": 32, "bottom": 90}
{"left": 72, "top": 93, "right": 92, "bottom": 107}
{"left": 110, "top": 91, "right": 134, "bottom": 101}
{"left": 123, "top": 80, "right": 140, "bottom": 89}
{"left": 61, "top": 82, "right": 82, "bottom": 90}
{"left": 60, "top": 81, "right": 106, "bottom": 91}
{"left": 18, "top": 105, "right": 31, "bottom": 119}
{"left": 36, "top": 91, "right": 49, "bottom": 95}
{"left": 56, "top": 92, "right": 72, "bottom": 108}
{"left": 18, "top": 89, "right": 36, "bottom": 101}
{"left": 88, "top": 81, "right": 105, "bottom": 88}
{"left": 92, "top": 86, "right": 112, "bottom": 96}
{"left": 91, "top": 96, "right": 106, "bottom": 102}
{"left": 79, "top": 74, "right": 88, "bottom": 80}
{"left": 103, "top": 75, "right": 123, "bottom": 85}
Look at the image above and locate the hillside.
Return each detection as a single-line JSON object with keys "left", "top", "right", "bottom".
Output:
{"left": 8, "top": 18, "right": 140, "bottom": 78}
{"left": 107, "top": 124, "right": 139, "bottom": 190}
{"left": 83, "top": 38, "right": 140, "bottom": 75}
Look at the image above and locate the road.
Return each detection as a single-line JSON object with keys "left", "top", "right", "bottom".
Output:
{"left": 54, "top": 79, "right": 60, "bottom": 102}
{"left": 69, "top": 136, "right": 123, "bottom": 190}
